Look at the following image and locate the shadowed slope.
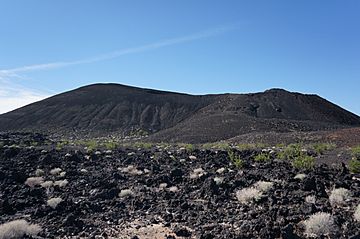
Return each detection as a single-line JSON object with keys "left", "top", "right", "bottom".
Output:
{"left": 0, "top": 84, "right": 359, "bottom": 142}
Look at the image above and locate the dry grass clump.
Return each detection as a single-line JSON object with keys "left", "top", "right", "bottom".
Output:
{"left": 25, "top": 177, "right": 44, "bottom": 188}
{"left": 354, "top": 203, "right": 360, "bottom": 222}
{"left": 47, "top": 197, "right": 63, "bottom": 209}
{"left": 35, "top": 169, "right": 45, "bottom": 176}
{"left": 253, "top": 181, "right": 273, "bottom": 192}
{"left": 119, "top": 189, "right": 134, "bottom": 198}
{"left": 305, "top": 195, "right": 316, "bottom": 204}
{"left": 294, "top": 173, "right": 307, "bottom": 180}
{"left": 50, "top": 168, "right": 62, "bottom": 176}
{"left": 40, "top": 181, "right": 53, "bottom": 188}
{"left": 190, "top": 168, "right": 206, "bottom": 179}
{"left": 303, "top": 212, "right": 335, "bottom": 237}
{"left": 54, "top": 179, "right": 69, "bottom": 187}
{"left": 119, "top": 165, "right": 143, "bottom": 175}
{"left": 168, "top": 186, "right": 179, "bottom": 192}
{"left": 236, "top": 187, "right": 262, "bottom": 204}
{"left": 0, "top": 219, "right": 41, "bottom": 239}
{"left": 329, "top": 188, "right": 351, "bottom": 206}
{"left": 236, "top": 180, "right": 273, "bottom": 204}
{"left": 213, "top": 177, "right": 224, "bottom": 185}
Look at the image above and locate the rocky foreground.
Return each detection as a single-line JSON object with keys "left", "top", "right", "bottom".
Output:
{"left": 0, "top": 133, "right": 360, "bottom": 238}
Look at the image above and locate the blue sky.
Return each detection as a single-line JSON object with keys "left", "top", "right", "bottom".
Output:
{"left": 0, "top": 0, "right": 359, "bottom": 115}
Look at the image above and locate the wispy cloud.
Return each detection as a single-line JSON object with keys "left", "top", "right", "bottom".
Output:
{"left": 0, "top": 25, "right": 237, "bottom": 114}
{"left": 0, "top": 25, "right": 236, "bottom": 76}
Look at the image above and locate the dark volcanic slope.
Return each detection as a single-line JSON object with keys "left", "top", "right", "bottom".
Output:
{"left": 0, "top": 84, "right": 214, "bottom": 135}
{"left": 0, "top": 84, "right": 359, "bottom": 142}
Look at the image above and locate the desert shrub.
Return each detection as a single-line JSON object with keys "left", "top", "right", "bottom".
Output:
{"left": 50, "top": 168, "right": 62, "bottom": 176}
{"left": 0, "top": 219, "right": 41, "bottom": 239}
{"left": 351, "top": 146, "right": 360, "bottom": 160}
{"left": 303, "top": 212, "right": 335, "bottom": 237}
{"left": 236, "top": 181, "right": 273, "bottom": 204}
{"left": 168, "top": 186, "right": 179, "bottom": 192}
{"left": 35, "top": 169, "right": 45, "bottom": 177}
{"left": 292, "top": 155, "right": 315, "bottom": 170}
{"left": 202, "top": 142, "right": 230, "bottom": 151}
{"left": 236, "top": 187, "right": 262, "bottom": 204}
{"left": 133, "top": 142, "right": 152, "bottom": 149}
{"left": 190, "top": 168, "right": 206, "bottom": 179}
{"left": 216, "top": 167, "right": 226, "bottom": 174}
{"left": 253, "top": 181, "right": 273, "bottom": 192}
{"left": 349, "top": 147, "right": 360, "bottom": 173}
{"left": 305, "top": 195, "right": 316, "bottom": 204}
{"left": 329, "top": 188, "right": 351, "bottom": 206}
{"left": 103, "top": 141, "right": 118, "bottom": 150}
{"left": 278, "top": 143, "right": 303, "bottom": 160}
{"left": 254, "top": 152, "right": 271, "bottom": 162}
{"left": 41, "top": 181, "right": 53, "bottom": 188}
{"left": 349, "top": 159, "right": 360, "bottom": 173}
{"left": 183, "top": 144, "right": 195, "bottom": 153}
{"left": 311, "top": 143, "right": 335, "bottom": 155}
{"left": 354, "top": 204, "right": 360, "bottom": 222}
{"left": 213, "top": 177, "right": 224, "bottom": 185}
{"left": 25, "top": 177, "right": 44, "bottom": 187}
{"left": 159, "top": 183, "right": 168, "bottom": 190}
{"left": 294, "top": 173, "right": 307, "bottom": 180}
{"left": 228, "top": 150, "right": 244, "bottom": 168}
{"left": 47, "top": 197, "right": 63, "bottom": 209}
{"left": 237, "top": 144, "right": 256, "bottom": 151}
{"left": 119, "top": 165, "right": 143, "bottom": 175}
{"left": 119, "top": 189, "right": 134, "bottom": 198}
{"left": 56, "top": 141, "right": 68, "bottom": 151}
{"left": 54, "top": 179, "right": 68, "bottom": 187}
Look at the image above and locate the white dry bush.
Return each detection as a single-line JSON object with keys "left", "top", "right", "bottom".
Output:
{"left": 47, "top": 197, "right": 63, "bottom": 209}
{"left": 25, "top": 177, "right": 44, "bottom": 188}
{"left": 213, "top": 177, "right": 224, "bottom": 185}
{"left": 354, "top": 203, "right": 360, "bottom": 222}
{"left": 305, "top": 195, "right": 316, "bottom": 204}
{"left": 253, "top": 181, "right": 273, "bottom": 192}
{"left": 189, "top": 155, "right": 197, "bottom": 160}
{"left": 80, "top": 169, "right": 88, "bottom": 173}
{"left": 236, "top": 180, "right": 273, "bottom": 204}
{"left": 50, "top": 168, "right": 62, "bottom": 176}
{"left": 216, "top": 167, "right": 226, "bottom": 174}
{"left": 303, "top": 212, "right": 335, "bottom": 237}
{"left": 54, "top": 179, "right": 68, "bottom": 187}
{"left": 0, "top": 219, "right": 41, "bottom": 239}
{"left": 159, "top": 183, "right": 168, "bottom": 190}
{"left": 236, "top": 187, "right": 263, "bottom": 204}
{"left": 35, "top": 169, "right": 45, "bottom": 177}
{"left": 190, "top": 168, "right": 206, "bottom": 179}
{"left": 40, "top": 181, "right": 53, "bottom": 189}
{"left": 329, "top": 188, "right": 351, "bottom": 206}
{"left": 294, "top": 173, "right": 307, "bottom": 180}
{"left": 168, "top": 186, "right": 179, "bottom": 193}
{"left": 119, "top": 189, "right": 134, "bottom": 198}
{"left": 119, "top": 165, "right": 143, "bottom": 175}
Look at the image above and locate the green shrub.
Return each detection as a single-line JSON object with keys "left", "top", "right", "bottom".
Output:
{"left": 311, "top": 143, "right": 335, "bottom": 155}
{"left": 228, "top": 150, "right": 244, "bottom": 168}
{"left": 103, "top": 141, "right": 118, "bottom": 150}
{"left": 351, "top": 146, "right": 360, "bottom": 160}
{"left": 134, "top": 142, "right": 152, "bottom": 149}
{"left": 277, "top": 143, "right": 303, "bottom": 160}
{"left": 254, "top": 152, "right": 271, "bottom": 162}
{"left": 349, "top": 158, "right": 360, "bottom": 173}
{"left": 56, "top": 141, "right": 69, "bottom": 151}
{"left": 183, "top": 143, "right": 195, "bottom": 152}
{"left": 292, "top": 155, "right": 315, "bottom": 170}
